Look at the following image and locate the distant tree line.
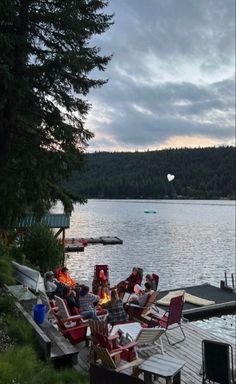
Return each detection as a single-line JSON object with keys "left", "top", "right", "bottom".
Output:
{"left": 66, "top": 146, "right": 235, "bottom": 200}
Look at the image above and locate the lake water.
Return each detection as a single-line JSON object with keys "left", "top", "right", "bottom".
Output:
{"left": 53, "top": 199, "right": 235, "bottom": 342}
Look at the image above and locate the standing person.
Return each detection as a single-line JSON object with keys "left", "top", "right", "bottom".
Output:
{"left": 58, "top": 267, "right": 76, "bottom": 288}
{"left": 103, "top": 290, "right": 128, "bottom": 325}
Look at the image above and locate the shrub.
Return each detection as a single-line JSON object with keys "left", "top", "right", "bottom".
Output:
{"left": 0, "top": 296, "right": 15, "bottom": 315}
{"left": 23, "top": 224, "right": 64, "bottom": 272}
{"left": 5, "top": 316, "right": 36, "bottom": 346}
{"left": 0, "top": 346, "right": 89, "bottom": 384}
{"left": 0, "top": 257, "right": 14, "bottom": 286}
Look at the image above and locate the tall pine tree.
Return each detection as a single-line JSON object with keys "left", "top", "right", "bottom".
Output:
{"left": 0, "top": 0, "right": 113, "bottom": 228}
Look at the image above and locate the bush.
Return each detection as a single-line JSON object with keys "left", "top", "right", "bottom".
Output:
{"left": 0, "top": 346, "right": 89, "bottom": 384}
{"left": 5, "top": 316, "right": 36, "bottom": 346}
{"left": 23, "top": 224, "right": 64, "bottom": 272}
{"left": 0, "top": 257, "right": 15, "bottom": 286}
{"left": 0, "top": 296, "right": 15, "bottom": 315}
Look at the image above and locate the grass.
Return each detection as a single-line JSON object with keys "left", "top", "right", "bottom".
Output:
{"left": 0, "top": 346, "right": 89, "bottom": 384}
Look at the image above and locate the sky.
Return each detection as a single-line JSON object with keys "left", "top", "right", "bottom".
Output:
{"left": 85, "top": 0, "right": 235, "bottom": 152}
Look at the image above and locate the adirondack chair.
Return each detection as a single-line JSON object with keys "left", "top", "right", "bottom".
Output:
{"left": 90, "top": 362, "right": 144, "bottom": 384}
{"left": 54, "top": 295, "right": 86, "bottom": 326}
{"left": 89, "top": 318, "right": 138, "bottom": 363}
{"left": 54, "top": 295, "right": 89, "bottom": 345}
{"left": 38, "top": 290, "right": 58, "bottom": 321}
{"left": 92, "top": 264, "right": 110, "bottom": 298}
{"left": 152, "top": 273, "right": 159, "bottom": 290}
{"left": 93, "top": 345, "right": 143, "bottom": 375}
{"left": 125, "top": 291, "right": 159, "bottom": 321}
{"left": 132, "top": 327, "right": 165, "bottom": 357}
{"left": 147, "top": 294, "right": 186, "bottom": 345}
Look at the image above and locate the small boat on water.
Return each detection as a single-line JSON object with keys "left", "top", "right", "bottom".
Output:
{"left": 11, "top": 261, "right": 45, "bottom": 293}
{"left": 144, "top": 210, "right": 157, "bottom": 214}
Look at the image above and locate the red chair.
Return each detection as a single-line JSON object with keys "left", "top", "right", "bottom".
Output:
{"left": 92, "top": 265, "right": 110, "bottom": 298}
{"left": 152, "top": 273, "right": 159, "bottom": 290}
{"left": 94, "top": 331, "right": 138, "bottom": 362}
{"left": 148, "top": 294, "right": 186, "bottom": 345}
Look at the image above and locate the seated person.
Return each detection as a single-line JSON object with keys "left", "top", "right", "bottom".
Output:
{"left": 102, "top": 290, "right": 128, "bottom": 326}
{"left": 117, "top": 267, "right": 142, "bottom": 294}
{"left": 145, "top": 274, "right": 157, "bottom": 291}
{"left": 58, "top": 266, "right": 76, "bottom": 288}
{"left": 128, "top": 282, "right": 153, "bottom": 307}
{"left": 45, "top": 271, "right": 65, "bottom": 299}
{"left": 78, "top": 285, "right": 100, "bottom": 320}
{"left": 92, "top": 269, "right": 109, "bottom": 298}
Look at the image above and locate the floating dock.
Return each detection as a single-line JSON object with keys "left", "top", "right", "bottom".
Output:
{"left": 157, "top": 283, "right": 236, "bottom": 321}
{"left": 64, "top": 236, "right": 123, "bottom": 252}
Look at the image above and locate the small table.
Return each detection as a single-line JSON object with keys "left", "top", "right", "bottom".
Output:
{"left": 110, "top": 322, "right": 142, "bottom": 340}
{"left": 139, "top": 354, "right": 185, "bottom": 384}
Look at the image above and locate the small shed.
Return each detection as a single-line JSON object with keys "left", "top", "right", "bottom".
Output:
{"left": 15, "top": 213, "right": 70, "bottom": 245}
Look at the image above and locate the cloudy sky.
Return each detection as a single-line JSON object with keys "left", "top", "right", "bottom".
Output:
{"left": 85, "top": 0, "right": 235, "bottom": 152}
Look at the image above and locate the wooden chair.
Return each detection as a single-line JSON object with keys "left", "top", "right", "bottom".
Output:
{"left": 90, "top": 361, "right": 145, "bottom": 384}
{"left": 54, "top": 295, "right": 85, "bottom": 326}
{"left": 147, "top": 294, "right": 186, "bottom": 345}
{"left": 125, "top": 291, "right": 159, "bottom": 321}
{"left": 152, "top": 273, "right": 159, "bottom": 290}
{"left": 93, "top": 345, "right": 143, "bottom": 375}
{"left": 38, "top": 289, "right": 58, "bottom": 321}
{"left": 202, "top": 339, "right": 235, "bottom": 384}
{"left": 132, "top": 327, "right": 165, "bottom": 357}
{"left": 89, "top": 319, "right": 137, "bottom": 363}
{"left": 53, "top": 295, "right": 89, "bottom": 345}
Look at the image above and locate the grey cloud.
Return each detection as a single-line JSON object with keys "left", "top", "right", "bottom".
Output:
{"left": 86, "top": 0, "right": 235, "bottom": 150}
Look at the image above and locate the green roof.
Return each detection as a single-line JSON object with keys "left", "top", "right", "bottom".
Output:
{"left": 16, "top": 214, "right": 70, "bottom": 229}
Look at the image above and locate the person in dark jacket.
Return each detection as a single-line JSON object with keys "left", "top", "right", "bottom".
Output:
{"left": 125, "top": 267, "right": 142, "bottom": 293}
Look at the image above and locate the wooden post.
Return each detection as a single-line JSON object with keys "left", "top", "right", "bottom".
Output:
{"left": 224, "top": 270, "right": 228, "bottom": 286}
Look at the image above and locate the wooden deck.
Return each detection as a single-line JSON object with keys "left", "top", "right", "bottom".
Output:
{"left": 158, "top": 321, "right": 236, "bottom": 384}
{"left": 74, "top": 320, "right": 236, "bottom": 383}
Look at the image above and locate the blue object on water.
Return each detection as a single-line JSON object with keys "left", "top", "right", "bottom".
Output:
{"left": 33, "top": 304, "right": 46, "bottom": 324}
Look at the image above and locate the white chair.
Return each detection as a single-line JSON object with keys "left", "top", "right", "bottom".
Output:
{"left": 130, "top": 327, "right": 165, "bottom": 357}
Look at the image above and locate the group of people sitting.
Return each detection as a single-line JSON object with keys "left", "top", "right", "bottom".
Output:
{"left": 45, "top": 267, "right": 102, "bottom": 320}
{"left": 45, "top": 265, "right": 158, "bottom": 326}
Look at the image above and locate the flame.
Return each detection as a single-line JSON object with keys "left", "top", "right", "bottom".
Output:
{"left": 99, "top": 292, "right": 111, "bottom": 305}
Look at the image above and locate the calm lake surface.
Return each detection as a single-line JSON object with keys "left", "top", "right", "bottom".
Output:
{"left": 53, "top": 199, "right": 235, "bottom": 342}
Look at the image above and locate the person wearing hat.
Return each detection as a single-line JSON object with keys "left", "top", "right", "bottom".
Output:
{"left": 45, "top": 271, "right": 58, "bottom": 293}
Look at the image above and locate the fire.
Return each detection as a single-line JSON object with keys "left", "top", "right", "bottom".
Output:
{"left": 99, "top": 292, "right": 111, "bottom": 305}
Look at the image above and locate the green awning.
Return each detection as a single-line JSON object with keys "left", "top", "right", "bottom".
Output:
{"left": 16, "top": 213, "right": 70, "bottom": 229}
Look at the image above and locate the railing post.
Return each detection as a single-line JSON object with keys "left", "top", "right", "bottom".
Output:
{"left": 231, "top": 273, "right": 235, "bottom": 288}
{"left": 224, "top": 270, "right": 228, "bottom": 286}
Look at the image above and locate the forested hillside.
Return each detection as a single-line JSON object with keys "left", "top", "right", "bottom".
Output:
{"left": 67, "top": 147, "right": 235, "bottom": 199}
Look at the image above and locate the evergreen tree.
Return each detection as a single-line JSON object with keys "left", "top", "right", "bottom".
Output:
{"left": 0, "top": 0, "right": 113, "bottom": 228}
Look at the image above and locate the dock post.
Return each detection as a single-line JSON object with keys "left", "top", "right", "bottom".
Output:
{"left": 231, "top": 273, "right": 235, "bottom": 289}
{"left": 224, "top": 270, "right": 228, "bottom": 286}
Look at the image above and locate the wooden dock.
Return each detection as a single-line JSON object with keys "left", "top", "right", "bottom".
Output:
{"left": 64, "top": 236, "right": 123, "bottom": 252}
{"left": 16, "top": 298, "right": 235, "bottom": 383}
{"left": 157, "top": 283, "right": 236, "bottom": 321}
{"left": 159, "top": 321, "right": 236, "bottom": 384}
{"left": 74, "top": 320, "right": 236, "bottom": 383}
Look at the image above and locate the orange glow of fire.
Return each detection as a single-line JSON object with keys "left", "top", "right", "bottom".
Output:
{"left": 99, "top": 292, "right": 111, "bottom": 305}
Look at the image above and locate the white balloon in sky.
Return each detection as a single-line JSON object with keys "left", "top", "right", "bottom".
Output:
{"left": 167, "top": 174, "right": 175, "bottom": 182}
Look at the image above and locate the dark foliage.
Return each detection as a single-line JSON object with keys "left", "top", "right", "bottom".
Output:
{"left": 67, "top": 147, "right": 235, "bottom": 199}
{"left": 0, "top": 1, "right": 113, "bottom": 229}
